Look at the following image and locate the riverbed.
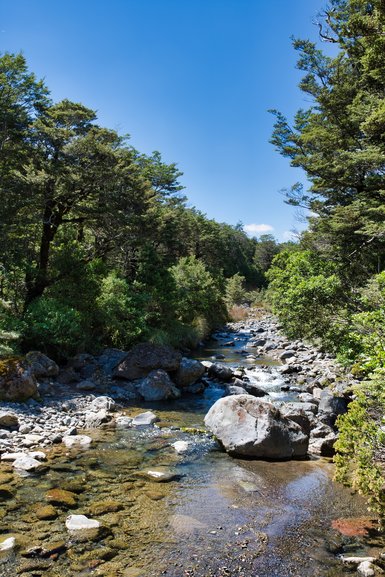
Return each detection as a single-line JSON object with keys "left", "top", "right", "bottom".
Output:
{"left": 0, "top": 322, "right": 382, "bottom": 576}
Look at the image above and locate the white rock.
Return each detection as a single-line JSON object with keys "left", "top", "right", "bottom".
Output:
{"left": 62, "top": 434, "right": 92, "bottom": 448}
{"left": 29, "top": 451, "right": 46, "bottom": 461}
{"left": 12, "top": 455, "right": 43, "bottom": 472}
{"left": 342, "top": 557, "right": 375, "bottom": 565}
{"left": 115, "top": 416, "right": 133, "bottom": 429}
{"left": 66, "top": 514, "right": 100, "bottom": 532}
{"left": 24, "top": 434, "right": 43, "bottom": 443}
{"left": 358, "top": 561, "right": 375, "bottom": 577}
{"left": 132, "top": 411, "right": 158, "bottom": 427}
{"left": 0, "top": 536, "right": 15, "bottom": 551}
{"left": 89, "top": 396, "right": 116, "bottom": 412}
{"left": 1, "top": 452, "right": 25, "bottom": 461}
{"left": 171, "top": 441, "right": 189, "bottom": 454}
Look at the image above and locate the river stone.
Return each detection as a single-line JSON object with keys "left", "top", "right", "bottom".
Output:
{"left": 35, "top": 504, "right": 58, "bottom": 520}
{"left": 318, "top": 389, "right": 348, "bottom": 424}
{"left": 280, "top": 406, "right": 311, "bottom": 435}
{"left": 0, "top": 411, "right": 19, "bottom": 429}
{"left": 358, "top": 561, "right": 375, "bottom": 577}
{"left": 12, "top": 455, "right": 44, "bottom": 472}
{"left": 62, "top": 434, "right": 92, "bottom": 448}
{"left": 207, "top": 363, "right": 234, "bottom": 382}
{"left": 114, "top": 343, "right": 182, "bottom": 380}
{"left": 308, "top": 433, "right": 338, "bottom": 456}
{"left": 89, "top": 396, "right": 116, "bottom": 412}
{"left": 225, "top": 384, "right": 248, "bottom": 396}
{"left": 25, "top": 351, "right": 59, "bottom": 378}
{"left": 76, "top": 380, "right": 96, "bottom": 391}
{"left": 171, "top": 441, "right": 189, "bottom": 453}
{"left": 204, "top": 394, "right": 309, "bottom": 459}
{"left": 138, "top": 467, "right": 180, "bottom": 482}
{"left": 115, "top": 416, "right": 133, "bottom": 429}
{"left": 243, "top": 382, "right": 268, "bottom": 398}
{"left": 0, "top": 485, "right": 14, "bottom": 500}
{"left": 65, "top": 514, "right": 100, "bottom": 540}
{"left": 0, "top": 358, "right": 37, "bottom": 402}
{"left": 174, "top": 358, "right": 205, "bottom": 388}
{"left": 1, "top": 451, "right": 25, "bottom": 461}
{"left": 46, "top": 488, "right": 77, "bottom": 507}
{"left": 136, "top": 369, "right": 181, "bottom": 401}
{"left": 85, "top": 409, "right": 112, "bottom": 428}
{"left": 283, "top": 401, "right": 318, "bottom": 416}
{"left": 131, "top": 411, "right": 158, "bottom": 426}
{"left": 0, "top": 536, "right": 15, "bottom": 552}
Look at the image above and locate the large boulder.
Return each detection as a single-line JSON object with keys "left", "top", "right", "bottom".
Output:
{"left": 0, "top": 358, "right": 38, "bottom": 402}
{"left": 25, "top": 351, "right": 59, "bottom": 378}
{"left": 174, "top": 358, "right": 205, "bottom": 388}
{"left": 204, "top": 394, "right": 308, "bottom": 459}
{"left": 114, "top": 343, "right": 181, "bottom": 380}
{"left": 136, "top": 370, "right": 181, "bottom": 401}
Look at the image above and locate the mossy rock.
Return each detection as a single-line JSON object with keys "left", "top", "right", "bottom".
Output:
{"left": 45, "top": 488, "right": 77, "bottom": 508}
{"left": 34, "top": 504, "right": 58, "bottom": 520}
{"left": 89, "top": 500, "right": 123, "bottom": 516}
{"left": 0, "top": 356, "right": 37, "bottom": 402}
{"left": 0, "top": 484, "right": 14, "bottom": 500}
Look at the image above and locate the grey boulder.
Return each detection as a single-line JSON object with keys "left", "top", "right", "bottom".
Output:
{"left": 25, "top": 351, "right": 59, "bottom": 378}
{"left": 204, "top": 394, "right": 308, "bottom": 459}
{"left": 207, "top": 363, "right": 234, "bottom": 382}
{"left": 174, "top": 357, "right": 205, "bottom": 388}
{"left": 114, "top": 343, "right": 181, "bottom": 380}
{"left": 136, "top": 370, "right": 181, "bottom": 401}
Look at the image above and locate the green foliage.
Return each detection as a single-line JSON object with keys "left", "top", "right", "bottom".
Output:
{"left": 266, "top": 250, "right": 344, "bottom": 346}
{"left": 170, "top": 256, "right": 227, "bottom": 331}
{"left": 225, "top": 274, "right": 246, "bottom": 308}
{"left": 96, "top": 272, "right": 147, "bottom": 349}
{"left": 23, "top": 298, "right": 83, "bottom": 359}
{"left": 335, "top": 371, "right": 385, "bottom": 518}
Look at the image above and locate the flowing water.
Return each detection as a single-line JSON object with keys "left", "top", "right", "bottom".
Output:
{"left": 0, "top": 329, "right": 383, "bottom": 576}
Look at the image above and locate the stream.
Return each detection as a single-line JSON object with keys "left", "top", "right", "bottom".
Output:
{"left": 0, "top": 325, "right": 383, "bottom": 577}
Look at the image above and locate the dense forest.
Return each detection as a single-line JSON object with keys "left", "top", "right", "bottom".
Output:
{"left": 0, "top": 52, "right": 285, "bottom": 359}
{"left": 266, "top": 0, "right": 385, "bottom": 515}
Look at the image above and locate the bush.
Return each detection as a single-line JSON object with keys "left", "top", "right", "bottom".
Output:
{"left": 23, "top": 297, "right": 84, "bottom": 359}
{"left": 335, "top": 371, "right": 385, "bottom": 519}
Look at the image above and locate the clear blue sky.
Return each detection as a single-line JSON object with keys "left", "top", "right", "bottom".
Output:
{"left": 1, "top": 0, "right": 329, "bottom": 241}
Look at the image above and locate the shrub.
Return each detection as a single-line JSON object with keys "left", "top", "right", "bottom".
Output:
{"left": 335, "top": 371, "right": 385, "bottom": 519}
{"left": 23, "top": 297, "right": 84, "bottom": 359}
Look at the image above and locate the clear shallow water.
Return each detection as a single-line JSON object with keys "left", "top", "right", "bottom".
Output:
{"left": 0, "top": 328, "right": 382, "bottom": 576}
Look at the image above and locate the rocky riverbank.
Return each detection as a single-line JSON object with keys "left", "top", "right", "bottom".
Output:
{"left": 0, "top": 311, "right": 358, "bottom": 461}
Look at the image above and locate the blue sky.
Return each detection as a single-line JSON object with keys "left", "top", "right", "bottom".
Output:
{"left": 1, "top": 0, "right": 329, "bottom": 241}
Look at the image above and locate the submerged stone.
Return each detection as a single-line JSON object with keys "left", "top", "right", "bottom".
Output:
{"left": 45, "top": 488, "right": 77, "bottom": 507}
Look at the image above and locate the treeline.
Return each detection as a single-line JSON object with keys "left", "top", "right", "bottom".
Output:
{"left": 265, "top": 0, "right": 385, "bottom": 515}
{"left": 0, "top": 53, "right": 283, "bottom": 359}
